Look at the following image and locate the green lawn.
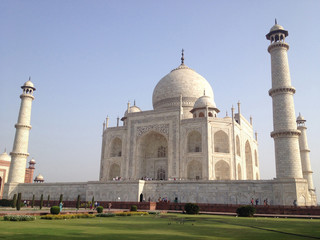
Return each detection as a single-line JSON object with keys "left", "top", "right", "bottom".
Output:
{"left": 0, "top": 214, "right": 319, "bottom": 240}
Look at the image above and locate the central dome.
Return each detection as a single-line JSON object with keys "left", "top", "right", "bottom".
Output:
{"left": 152, "top": 63, "right": 214, "bottom": 110}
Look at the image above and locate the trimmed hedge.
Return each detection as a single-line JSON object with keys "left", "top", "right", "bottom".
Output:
{"left": 236, "top": 205, "right": 256, "bottom": 217}
{"left": 50, "top": 206, "right": 61, "bottom": 215}
{"left": 96, "top": 206, "right": 103, "bottom": 213}
{"left": 116, "top": 212, "right": 148, "bottom": 216}
{"left": 41, "top": 213, "right": 95, "bottom": 220}
{"left": 184, "top": 203, "right": 200, "bottom": 214}
{"left": 0, "top": 199, "right": 12, "bottom": 207}
{"left": 96, "top": 213, "right": 115, "bottom": 217}
{"left": 4, "top": 215, "right": 36, "bottom": 221}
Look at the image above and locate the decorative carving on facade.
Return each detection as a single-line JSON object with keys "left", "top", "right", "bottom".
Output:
{"left": 268, "top": 87, "right": 296, "bottom": 96}
{"left": 270, "top": 129, "right": 301, "bottom": 138}
{"left": 137, "top": 124, "right": 169, "bottom": 138}
{"left": 267, "top": 42, "right": 289, "bottom": 52}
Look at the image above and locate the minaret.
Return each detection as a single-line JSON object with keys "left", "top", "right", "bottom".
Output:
{"left": 7, "top": 78, "right": 36, "bottom": 183}
{"left": 266, "top": 21, "right": 303, "bottom": 179}
{"left": 296, "top": 113, "right": 314, "bottom": 190}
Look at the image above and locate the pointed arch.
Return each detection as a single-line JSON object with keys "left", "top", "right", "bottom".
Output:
{"left": 236, "top": 135, "right": 240, "bottom": 156}
{"left": 214, "top": 130, "right": 229, "bottom": 153}
{"left": 188, "top": 130, "right": 202, "bottom": 152}
{"left": 215, "top": 160, "right": 230, "bottom": 180}
{"left": 187, "top": 160, "right": 202, "bottom": 180}
{"left": 110, "top": 137, "right": 122, "bottom": 157}
{"left": 245, "top": 141, "right": 253, "bottom": 180}
{"left": 109, "top": 163, "right": 120, "bottom": 180}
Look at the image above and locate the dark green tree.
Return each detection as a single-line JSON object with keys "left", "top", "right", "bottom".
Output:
{"left": 40, "top": 194, "right": 43, "bottom": 209}
{"left": 76, "top": 195, "right": 81, "bottom": 210}
{"left": 31, "top": 194, "right": 35, "bottom": 208}
{"left": 47, "top": 195, "right": 50, "bottom": 207}
{"left": 12, "top": 194, "right": 17, "bottom": 208}
{"left": 91, "top": 196, "right": 94, "bottom": 209}
{"left": 16, "top": 193, "right": 22, "bottom": 211}
{"left": 59, "top": 194, "right": 63, "bottom": 204}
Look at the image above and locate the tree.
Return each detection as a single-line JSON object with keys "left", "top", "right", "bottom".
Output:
{"left": 16, "top": 193, "right": 22, "bottom": 211}
{"left": 59, "top": 194, "right": 63, "bottom": 204}
{"left": 31, "top": 194, "right": 35, "bottom": 208}
{"left": 40, "top": 194, "right": 43, "bottom": 209}
{"left": 76, "top": 195, "right": 80, "bottom": 210}
{"left": 91, "top": 196, "right": 94, "bottom": 209}
{"left": 12, "top": 194, "right": 17, "bottom": 208}
{"left": 47, "top": 195, "right": 50, "bottom": 207}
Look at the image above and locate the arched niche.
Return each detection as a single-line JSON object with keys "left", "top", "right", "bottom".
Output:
{"left": 109, "top": 163, "right": 120, "bottom": 180}
{"left": 245, "top": 141, "right": 253, "bottom": 180}
{"left": 110, "top": 137, "right": 122, "bottom": 157}
{"left": 214, "top": 130, "right": 229, "bottom": 153}
{"left": 237, "top": 163, "right": 242, "bottom": 180}
{"left": 187, "top": 160, "right": 202, "bottom": 180}
{"left": 215, "top": 160, "right": 230, "bottom": 180}
{"left": 137, "top": 131, "right": 168, "bottom": 180}
{"left": 236, "top": 135, "right": 240, "bottom": 156}
{"left": 188, "top": 130, "right": 202, "bottom": 152}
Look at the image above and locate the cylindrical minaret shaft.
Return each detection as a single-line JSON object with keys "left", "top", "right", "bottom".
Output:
{"left": 297, "top": 114, "right": 314, "bottom": 190}
{"left": 266, "top": 23, "right": 303, "bottom": 179}
{"left": 7, "top": 79, "right": 36, "bottom": 183}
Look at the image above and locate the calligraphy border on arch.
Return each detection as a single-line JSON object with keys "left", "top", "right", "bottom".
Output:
{"left": 136, "top": 124, "right": 169, "bottom": 138}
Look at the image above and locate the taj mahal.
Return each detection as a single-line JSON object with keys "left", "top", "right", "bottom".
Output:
{"left": 0, "top": 22, "right": 317, "bottom": 206}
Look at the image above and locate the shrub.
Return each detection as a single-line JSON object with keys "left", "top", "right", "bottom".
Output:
{"left": 96, "top": 206, "right": 103, "bottom": 213}
{"left": 96, "top": 213, "right": 115, "bottom": 217}
{"left": 12, "top": 194, "right": 17, "bottom": 208}
{"left": 184, "top": 203, "right": 200, "bottom": 214}
{"left": 236, "top": 205, "right": 256, "bottom": 217}
{"left": 41, "top": 213, "right": 95, "bottom": 220}
{"left": 50, "top": 206, "right": 61, "bottom": 215}
{"left": 16, "top": 193, "right": 22, "bottom": 211}
{"left": 0, "top": 199, "right": 12, "bottom": 207}
{"left": 76, "top": 195, "right": 80, "bottom": 210}
{"left": 40, "top": 194, "right": 44, "bottom": 210}
{"left": 148, "top": 211, "right": 161, "bottom": 215}
{"left": 4, "top": 215, "right": 36, "bottom": 221}
{"left": 130, "top": 205, "right": 137, "bottom": 212}
{"left": 116, "top": 212, "right": 148, "bottom": 216}
{"left": 31, "top": 194, "right": 35, "bottom": 208}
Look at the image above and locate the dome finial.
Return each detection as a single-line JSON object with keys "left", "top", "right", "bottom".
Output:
{"left": 134, "top": 100, "right": 136, "bottom": 106}
{"left": 203, "top": 89, "right": 206, "bottom": 96}
{"left": 29, "top": 76, "right": 31, "bottom": 81}
{"left": 181, "top": 49, "right": 184, "bottom": 65}
{"left": 275, "top": 18, "right": 277, "bottom": 25}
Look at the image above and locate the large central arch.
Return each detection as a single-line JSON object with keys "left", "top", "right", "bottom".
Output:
{"left": 137, "top": 131, "right": 168, "bottom": 180}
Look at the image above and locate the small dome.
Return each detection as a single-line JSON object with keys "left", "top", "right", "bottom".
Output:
{"left": 270, "top": 24, "right": 284, "bottom": 32}
{"left": 0, "top": 151, "right": 11, "bottom": 162}
{"left": 23, "top": 80, "right": 35, "bottom": 88}
{"left": 124, "top": 105, "right": 142, "bottom": 117}
{"left": 193, "top": 95, "right": 217, "bottom": 109}
{"left": 297, "top": 113, "right": 305, "bottom": 121}
{"left": 29, "top": 158, "right": 36, "bottom": 164}
{"left": 35, "top": 174, "right": 44, "bottom": 181}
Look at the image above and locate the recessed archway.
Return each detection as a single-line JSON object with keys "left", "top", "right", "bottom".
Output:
{"left": 215, "top": 160, "right": 230, "bottom": 180}
{"left": 109, "top": 163, "right": 120, "bottom": 180}
{"left": 137, "top": 131, "right": 168, "bottom": 180}
{"left": 245, "top": 141, "right": 253, "bottom": 180}
{"left": 187, "top": 160, "right": 202, "bottom": 180}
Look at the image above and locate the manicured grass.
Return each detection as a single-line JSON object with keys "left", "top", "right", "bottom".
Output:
{"left": 0, "top": 214, "right": 319, "bottom": 239}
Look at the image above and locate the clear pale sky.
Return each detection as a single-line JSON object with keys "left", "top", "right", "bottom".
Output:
{"left": 1, "top": 0, "right": 319, "bottom": 201}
